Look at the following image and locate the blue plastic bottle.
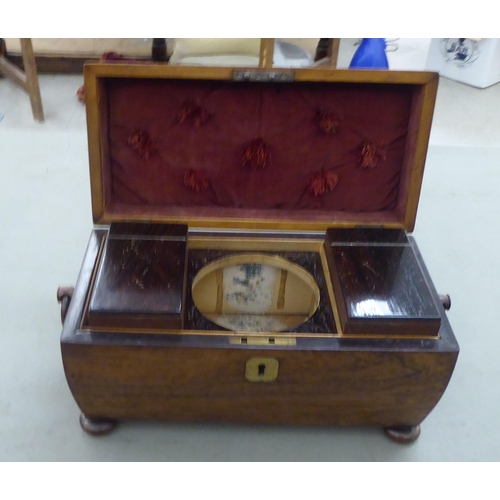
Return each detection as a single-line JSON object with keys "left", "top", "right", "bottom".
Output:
{"left": 349, "top": 38, "right": 389, "bottom": 69}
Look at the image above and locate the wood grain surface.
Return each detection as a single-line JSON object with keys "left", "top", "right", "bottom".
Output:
{"left": 62, "top": 342, "right": 458, "bottom": 427}
{"left": 87, "top": 223, "right": 188, "bottom": 329}
{"left": 61, "top": 230, "right": 459, "bottom": 429}
{"left": 324, "top": 228, "right": 441, "bottom": 337}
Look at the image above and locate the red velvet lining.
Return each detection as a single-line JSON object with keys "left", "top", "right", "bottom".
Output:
{"left": 103, "top": 78, "right": 414, "bottom": 218}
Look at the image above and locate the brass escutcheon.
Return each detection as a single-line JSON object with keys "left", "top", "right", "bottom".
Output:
{"left": 245, "top": 357, "right": 279, "bottom": 382}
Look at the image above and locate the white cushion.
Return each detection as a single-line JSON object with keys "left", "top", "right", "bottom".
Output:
{"left": 170, "top": 38, "right": 261, "bottom": 65}
{"left": 170, "top": 54, "right": 260, "bottom": 67}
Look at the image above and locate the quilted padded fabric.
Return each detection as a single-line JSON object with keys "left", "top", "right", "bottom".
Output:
{"left": 102, "top": 78, "right": 414, "bottom": 222}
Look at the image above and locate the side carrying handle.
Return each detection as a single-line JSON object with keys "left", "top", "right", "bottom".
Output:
{"left": 57, "top": 286, "right": 74, "bottom": 325}
{"left": 439, "top": 294, "right": 451, "bottom": 311}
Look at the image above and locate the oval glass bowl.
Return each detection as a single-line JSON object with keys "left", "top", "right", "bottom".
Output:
{"left": 192, "top": 254, "right": 320, "bottom": 332}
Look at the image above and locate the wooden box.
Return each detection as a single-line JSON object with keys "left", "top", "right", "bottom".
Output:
{"left": 59, "top": 62, "right": 459, "bottom": 443}
{"left": 87, "top": 222, "right": 188, "bottom": 330}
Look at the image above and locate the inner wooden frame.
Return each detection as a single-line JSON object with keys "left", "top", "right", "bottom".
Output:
{"left": 80, "top": 231, "right": 441, "bottom": 340}
{"left": 81, "top": 234, "right": 342, "bottom": 338}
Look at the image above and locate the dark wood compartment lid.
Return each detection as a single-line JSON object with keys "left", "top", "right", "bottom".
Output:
{"left": 109, "top": 222, "right": 188, "bottom": 238}
{"left": 87, "top": 223, "right": 188, "bottom": 330}
{"left": 325, "top": 228, "right": 441, "bottom": 337}
{"left": 326, "top": 227, "right": 409, "bottom": 244}
{"left": 85, "top": 64, "right": 438, "bottom": 232}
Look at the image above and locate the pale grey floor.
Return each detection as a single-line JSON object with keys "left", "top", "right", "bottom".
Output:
{"left": 1, "top": 40, "right": 500, "bottom": 461}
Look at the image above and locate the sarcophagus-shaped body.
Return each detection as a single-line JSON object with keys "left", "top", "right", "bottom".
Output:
{"left": 60, "top": 62, "right": 458, "bottom": 443}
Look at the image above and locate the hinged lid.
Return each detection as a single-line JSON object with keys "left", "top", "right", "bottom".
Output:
{"left": 84, "top": 63, "right": 438, "bottom": 232}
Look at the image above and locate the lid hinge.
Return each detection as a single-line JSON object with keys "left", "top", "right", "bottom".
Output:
{"left": 233, "top": 70, "right": 295, "bottom": 83}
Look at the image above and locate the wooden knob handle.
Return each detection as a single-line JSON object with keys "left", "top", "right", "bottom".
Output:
{"left": 439, "top": 294, "right": 451, "bottom": 311}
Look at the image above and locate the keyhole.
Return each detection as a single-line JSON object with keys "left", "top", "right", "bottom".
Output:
{"left": 245, "top": 358, "right": 278, "bottom": 382}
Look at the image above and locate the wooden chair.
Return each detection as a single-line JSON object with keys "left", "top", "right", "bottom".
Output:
{"left": 153, "top": 38, "right": 339, "bottom": 70}
{"left": 0, "top": 38, "right": 44, "bottom": 123}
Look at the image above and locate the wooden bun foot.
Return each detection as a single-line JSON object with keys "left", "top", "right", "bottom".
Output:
{"left": 383, "top": 424, "right": 421, "bottom": 444}
{"left": 79, "top": 413, "right": 117, "bottom": 436}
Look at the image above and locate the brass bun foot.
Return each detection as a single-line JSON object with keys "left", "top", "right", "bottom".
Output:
{"left": 383, "top": 424, "right": 421, "bottom": 444}
{"left": 79, "top": 413, "right": 118, "bottom": 436}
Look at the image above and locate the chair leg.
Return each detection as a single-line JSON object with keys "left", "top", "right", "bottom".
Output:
{"left": 151, "top": 38, "right": 167, "bottom": 62}
{"left": 20, "top": 38, "right": 44, "bottom": 123}
{"left": 327, "top": 39, "right": 340, "bottom": 68}
{"left": 259, "top": 38, "right": 275, "bottom": 68}
{"left": 314, "top": 38, "right": 340, "bottom": 68}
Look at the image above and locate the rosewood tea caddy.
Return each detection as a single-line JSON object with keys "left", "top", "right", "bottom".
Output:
{"left": 58, "top": 61, "right": 459, "bottom": 443}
